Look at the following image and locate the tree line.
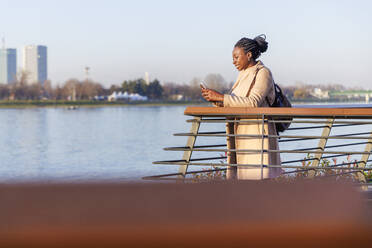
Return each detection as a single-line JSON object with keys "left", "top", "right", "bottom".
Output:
{"left": 0, "top": 72, "right": 230, "bottom": 101}
{"left": 0, "top": 72, "right": 357, "bottom": 101}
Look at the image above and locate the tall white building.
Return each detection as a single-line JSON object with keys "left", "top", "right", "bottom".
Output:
{"left": 0, "top": 48, "right": 17, "bottom": 84}
{"left": 145, "top": 72, "right": 150, "bottom": 85}
{"left": 23, "top": 45, "right": 47, "bottom": 85}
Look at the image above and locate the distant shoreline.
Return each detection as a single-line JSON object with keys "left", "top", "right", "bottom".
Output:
{"left": 0, "top": 99, "right": 367, "bottom": 108}
{"left": 0, "top": 100, "right": 209, "bottom": 108}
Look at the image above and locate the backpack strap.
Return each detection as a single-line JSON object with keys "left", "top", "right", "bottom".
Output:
{"left": 246, "top": 67, "right": 274, "bottom": 107}
{"left": 246, "top": 67, "right": 262, "bottom": 97}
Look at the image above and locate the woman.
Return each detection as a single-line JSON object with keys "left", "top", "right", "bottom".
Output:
{"left": 201, "top": 35, "right": 282, "bottom": 180}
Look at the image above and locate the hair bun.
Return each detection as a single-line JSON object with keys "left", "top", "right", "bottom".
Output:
{"left": 254, "top": 34, "right": 268, "bottom": 53}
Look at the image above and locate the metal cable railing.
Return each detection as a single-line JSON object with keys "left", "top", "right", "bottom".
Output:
{"left": 144, "top": 106, "right": 372, "bottom": 183}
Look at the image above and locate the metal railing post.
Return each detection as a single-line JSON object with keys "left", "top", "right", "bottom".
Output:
{"left": 356, "top": 132, "right": 372, "bottom": 184}
{"left": 150, "top": 107, "right": 372, "bottom": 182}
{"left": 308, "top": 118, "right": 334, "bottom": 178}
{"left": 178, "top": 116, "right": 201, "bottom": 178}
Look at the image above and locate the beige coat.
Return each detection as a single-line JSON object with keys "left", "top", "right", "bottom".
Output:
{"left": 223, "top": 61, "right": 282, "bottom": 180}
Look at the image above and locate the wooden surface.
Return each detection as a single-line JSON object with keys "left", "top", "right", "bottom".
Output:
{"left": 0, "top": 181, "right": 370, "bottom": 247}
{"left": 184, "top": 106, "right": 372, "bottom": 118}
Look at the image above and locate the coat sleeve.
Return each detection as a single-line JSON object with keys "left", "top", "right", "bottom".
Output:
{"left": 223, "top": 68, "right": 273, "bottom": 107}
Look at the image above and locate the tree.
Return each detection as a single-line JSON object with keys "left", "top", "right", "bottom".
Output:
{"left": 188, "top": 77, "right": 202, "bottom": 100}
{"left": 293, "top": 88, "right": 310, "bottom": 99}
{"left": 204, "top": 73, "right": 228, "bottom": 93}
{"left": 134, "top": 79, "right": 147, "bottom": 96}
{"left": 60, "top": 79, "right": 106, "bottom": 100}
{"left": 109, "top": 84, "right": 121, "bottom": 94}
{"left": 281, "top": 85, "right": 296, "bottom": 99}
{"left": 162, "top": 82, "right": 178, "bottom": 99}
{"left": 122, "top": 81, "right": 130, "bottom": 93}
{"left": 80, "top": 80, "right": 102, "bottom": 99}
{"left": 0, "top": 84, "right": 10, "bottom": 100}
{"left": 54, "top": 85, "right": 64, "bottom": 100}
{"left": 27, "top": 84, "right": 43, "bottom": 100}
{"left": 43, "top": 80, "right": 54, "bottom": 99}
{"left": 147, "top": 79, "right": 163, "bottom": 99}
{"left": 122, "top": 79, "right": 147, "bottom": 95}
{"left": 63, "top": 79, "right": 79, "bottom": 100}
{"left": 94, "top": 82, "right": 107, "bottom": 96}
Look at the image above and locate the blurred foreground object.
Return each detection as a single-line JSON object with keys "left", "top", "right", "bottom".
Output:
{"left": 0, "top": 181, "right": 370, "bottom": 248}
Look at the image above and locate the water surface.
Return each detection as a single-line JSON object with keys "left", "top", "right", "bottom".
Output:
{"left": 0, "top": 104, "right": 370, "bottom": 182}
{"left": 0, "top": 106, "right": 190, "bottom": 182}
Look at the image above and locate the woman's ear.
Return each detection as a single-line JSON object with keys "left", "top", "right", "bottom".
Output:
{"left": 246, "top": 51, "right": 253, "bottom": 62}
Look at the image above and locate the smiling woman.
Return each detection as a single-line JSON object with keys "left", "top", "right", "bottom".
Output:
{"left": 201, "top": 35, "right": 282, "bottom": 180}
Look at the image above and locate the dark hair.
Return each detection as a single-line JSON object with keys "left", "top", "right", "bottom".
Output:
{"left": 234, "top": 34, "right": 268, "bottom": 60}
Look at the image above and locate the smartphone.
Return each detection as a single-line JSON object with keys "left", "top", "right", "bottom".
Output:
{"left": 200, "top": 82, "right": 207, "bottom": 89}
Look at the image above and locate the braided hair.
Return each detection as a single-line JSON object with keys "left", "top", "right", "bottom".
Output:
{"left": 234, "top": 34, "right": 268, "bottom": 60}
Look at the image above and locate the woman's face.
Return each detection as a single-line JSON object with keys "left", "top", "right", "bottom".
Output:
{"left": 232, "top": 47, "right": 251, "bottom": 71}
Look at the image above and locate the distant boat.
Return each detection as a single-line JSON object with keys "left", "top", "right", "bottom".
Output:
{"left": 67, "top": 106, "right": 79, "bottom": 110}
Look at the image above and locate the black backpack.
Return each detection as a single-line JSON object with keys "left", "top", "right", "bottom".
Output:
{"left": 268, "top": 83, "right": 292, "bottom": 134}
{"left": 249, "top": 68, "right": 292, "bottom": 135}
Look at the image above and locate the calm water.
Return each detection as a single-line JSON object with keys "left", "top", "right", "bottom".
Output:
{"left": 0, "top": 104, "right": 370, "bottom": 182}
{"left": 0, "top": 106, "right": 193, "bottom": 182}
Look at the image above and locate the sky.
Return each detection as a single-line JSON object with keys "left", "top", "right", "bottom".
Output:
{"left": 1, "top": 0, "right": 372, "bottom": 87}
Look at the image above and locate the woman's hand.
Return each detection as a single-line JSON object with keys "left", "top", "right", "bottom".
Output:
{"left": 201, "top": 88, "right": 224, "bottom": 102}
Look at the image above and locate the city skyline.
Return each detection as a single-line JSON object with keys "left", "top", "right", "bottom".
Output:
{"left": 0, "top": 43, "right": 48, "bottom": 85}
{"left": 1, "top": 0, "right": 371, "bottom": 87}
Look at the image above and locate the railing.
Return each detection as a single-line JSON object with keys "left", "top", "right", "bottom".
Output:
{"left": 145, "top": 105, "right": 372, "bottom": 183}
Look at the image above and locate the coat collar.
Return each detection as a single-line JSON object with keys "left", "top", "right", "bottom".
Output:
{"left": 231, "top": 61, "right": 264, "bottom": 92}
{"left": 242, "top": 60, "right": 264, "bottom": 73}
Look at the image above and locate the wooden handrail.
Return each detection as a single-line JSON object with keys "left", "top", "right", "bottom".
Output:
{"left": 184, "top": 106, "right": 372, "bottom": 118}
{"left": 152, "top": 104, "right": 372, "bottom": 183}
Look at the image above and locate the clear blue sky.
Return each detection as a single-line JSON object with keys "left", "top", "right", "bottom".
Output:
{"left": 1, "top": 0, "right": 371, "bottom": 87}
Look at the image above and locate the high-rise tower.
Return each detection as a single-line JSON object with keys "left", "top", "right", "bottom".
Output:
{"left": 23, "top": 45, "right": 47, "bottom": 85}
{"left": 0, "top": 48, "right": 17, "bottom": 84}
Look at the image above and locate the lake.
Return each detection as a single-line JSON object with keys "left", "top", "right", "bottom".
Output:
{"left": 0, "top": 104, "right": 370, "bottom": 182}
{"left": 0, "top": 106, "right": 191, "bottom": 182}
